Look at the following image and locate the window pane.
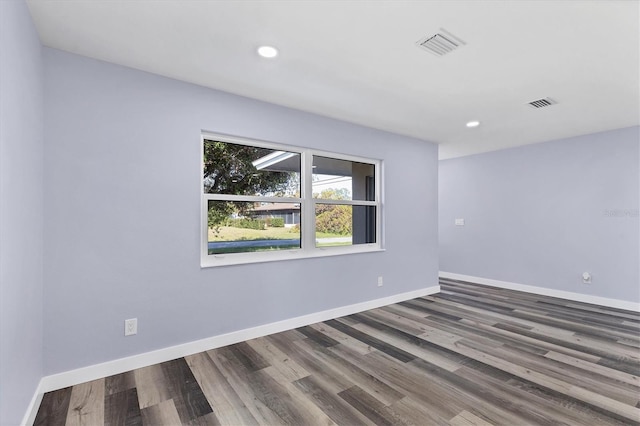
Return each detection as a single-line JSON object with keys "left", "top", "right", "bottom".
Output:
{"left": 315, "top": 204, "right": 376, "bottom": 247}
{"left": 204, "top": 139, "right": 300, "bottom": 197}
{"left": 208, "top": 200, "right": 301, "bottom": 254}
{"left": 312, "top": 156, "right": 375, "bottom": 201}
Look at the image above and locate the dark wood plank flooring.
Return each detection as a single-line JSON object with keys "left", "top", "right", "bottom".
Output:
{"left": 34, "top": 279, "right": 640, "bottom": 425}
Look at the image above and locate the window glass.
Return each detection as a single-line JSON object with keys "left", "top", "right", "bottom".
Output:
{"left": 204, "top": 139, "right": 300, "bottom": 197}
{"left": 312, "top": 156, "right": 375, "bottom": 201}
{"left": 208, "top": 200, "right": 301, "bottom": 255}
{"left": 315, "top": 204, "right": 376, "bottom": 247}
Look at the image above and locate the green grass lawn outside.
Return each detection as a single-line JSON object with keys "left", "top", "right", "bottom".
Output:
{"left": 208, "top": 226, "right": 347, "bottom": 241}
{"left": 208, "top": 240, "right": 352, "bottom": 254}
{"left": 209, "top": 244, "right": 301, "bottom": 255}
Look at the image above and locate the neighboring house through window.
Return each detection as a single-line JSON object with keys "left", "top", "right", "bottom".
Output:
{"left": 251, "top": 203, "right": 301, "bottom": 226}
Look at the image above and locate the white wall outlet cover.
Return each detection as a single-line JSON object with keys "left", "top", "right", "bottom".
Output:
{"left": 582, "top": 272, "right": 592, "bottom": 283}
{"left": 455, "top": 218, "right": 465, "bottom": 226}
{"left": 124, "top": 318, "right": 138, "bottom": 336}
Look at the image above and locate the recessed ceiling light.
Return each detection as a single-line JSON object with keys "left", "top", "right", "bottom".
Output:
{"left": 466, "top": 120, "right": 480, "bottom": 128}
{"left": 257, "top": 45, "right": 278, "bottom": 58}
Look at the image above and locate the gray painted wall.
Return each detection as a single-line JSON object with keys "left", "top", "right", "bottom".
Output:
{"left": 43, "top": 48, "right": 439, "bottom": 375}
{"left": 0, "top": 1, "right": 44, "bottom": 424}
{"left": 439, "top": 127, "right": 640, "bottom": 302}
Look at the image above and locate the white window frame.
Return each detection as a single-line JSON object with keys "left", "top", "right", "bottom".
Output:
{"left": 201, "top": 132, "right": 384, "bottom": 267}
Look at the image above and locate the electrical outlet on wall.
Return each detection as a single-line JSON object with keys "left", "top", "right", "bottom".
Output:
{"left": 377, "top": 276, "right": 384, "bottom": 287}
{"left": 582, "top": 272, "right": 592, "bottom": 284}
{"left": 124, "top": 318, "right": 137, "bottom": 336}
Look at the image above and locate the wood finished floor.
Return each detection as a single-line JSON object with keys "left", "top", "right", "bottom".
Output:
{"left": 34, "top": 280, "right": 640, "bottom": 426}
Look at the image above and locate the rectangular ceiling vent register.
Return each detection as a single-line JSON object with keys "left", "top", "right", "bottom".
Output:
{"left": 528, "top": 98, "right": 557, "bottom": 109}
{"left": 416, "top": 30, "right": 466, "bottom": 56}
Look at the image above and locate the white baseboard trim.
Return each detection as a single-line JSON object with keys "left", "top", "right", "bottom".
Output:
{"left": 39, "top": 285, "right": 440, "bottom": 395}
{"left": 439, "top": 271, "right": 640, "bottom": 312}
{"left": 21, "top": 378, "right": 44, "bottom": 426}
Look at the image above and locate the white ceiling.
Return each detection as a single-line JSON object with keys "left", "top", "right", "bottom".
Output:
{"left": 26, "top": 0, "right": 640, "bottom": 159}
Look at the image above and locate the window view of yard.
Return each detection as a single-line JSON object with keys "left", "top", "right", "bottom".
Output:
{"left": 207, "top": 223, "right": 352, "bottom": 254}
{"left": 207, "top": 199, "right": 355, "bottom": 254}
{"left": 204, "top": 138, "right": 376, "bottom": 256}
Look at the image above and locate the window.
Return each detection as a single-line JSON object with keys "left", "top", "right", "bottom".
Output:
{"left": 312, "top": 156, "right": 377, "bottom": 247}
{"left": 202, "top": 133, "right": 382, "bottom": 266}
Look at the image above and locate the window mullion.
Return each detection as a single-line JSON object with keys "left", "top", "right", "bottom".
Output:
{"left": 311, "top": 199, "right": 377, "bottom": 206}
{"left": 301, "top": 150, "right": 315, "bottom": 250}
{"left": 205, "top": 193, "right": 299, "bottom": 204}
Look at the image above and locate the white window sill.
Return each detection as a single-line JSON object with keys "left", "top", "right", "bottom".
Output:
{"left": 201, "top": 245, "right": 385, "bottom": 268}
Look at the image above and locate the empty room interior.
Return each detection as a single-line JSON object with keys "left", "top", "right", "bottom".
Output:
{"left": 1, "top": 0, "right": 639, "bottom": 425}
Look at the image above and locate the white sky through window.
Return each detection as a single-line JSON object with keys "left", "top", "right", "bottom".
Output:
{"left": 312, "top": 174, "right": 352, "bottom": 196}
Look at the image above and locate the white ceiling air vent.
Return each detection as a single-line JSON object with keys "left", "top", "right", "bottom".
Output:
{"left": 416, "top": 30, "right": 466, "bottom": 57}
{"left": 528, "top": 98, "right": 557, "bottom": 109}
